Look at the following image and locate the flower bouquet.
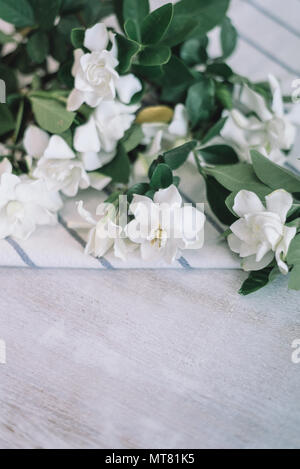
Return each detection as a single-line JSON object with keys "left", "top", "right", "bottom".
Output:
{"left": 0, "top": 0, "right": 300, "bottom": 294}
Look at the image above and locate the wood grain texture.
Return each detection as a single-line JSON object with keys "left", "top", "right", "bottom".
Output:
{"left": 1, "top": 0, "right": 300, "bottom": 450}
{"left": 0, "top": 268, "right": 300, "bottom": 449}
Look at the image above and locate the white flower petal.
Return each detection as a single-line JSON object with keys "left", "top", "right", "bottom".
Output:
{"left": 168, "top": 104, "right": 189, "bottom": 137}
{"left": 67, "top": 88, "right": 84, "bottom": 112}
{"left": 265, "top": 189, "right": 293, "bottom": 223}
{"left": 44, "top": 135, "right": 75, "bottom": 160}
{"left": 240, "top": 84, "right": 273, "bottom": 122}
{"left": 276, "top": 225, "right": 297, "bottom": 274}
{"left": 88, "top": 172, "right": 111, "bottom": 191}
{"left": 269, "top": 74, "right": 284, "bottom": 118}
{"left": 77, "top": 201, "right": 97, "bottom": 226}
{"left": 23, "top": 125, "right": 49, "bottom": 158}
{"left": 74, "top": 117, "right": 101, "bottom": 153}
{"left": 154, "top": 185, "right": 182, "bottom": 208}
{"left": 84, "top": 23, "right": 109, "bottom": 52}
{"left": 116, "top": 74, "right": 142, "bottom": 104}
{"left": 0, "top": 158, "right": 12, "bottom": 177}
{"left": 242, "top": 251, "right": 274, "bottom": 272}
{"left": 233, "top": 190, "right": 265, "bottom": 218}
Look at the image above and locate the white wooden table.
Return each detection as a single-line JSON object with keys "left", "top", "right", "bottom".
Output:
{"left": 1, "top": 0, "right": 300, "bottom": 449}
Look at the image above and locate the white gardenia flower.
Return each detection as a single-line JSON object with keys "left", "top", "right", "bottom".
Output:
{"left": 126, "top": 185, "right": 206, "bottom": 263}
{"left": 67, "top": 23, "right": 142, "bottom": 111}
{"left": 33, "top": 135, "right": 90, "bottom": 197}
{"left": 77, "top": 201, "right": 131, "bottom": 260}
{"left": 0, "top": 158, "right": 62, "bottom": 240}
{"left": 221, "top": 75, "right": 296, "bottom": 164}
{"left": 74, "top": 100, "right": 140, "bottom": 171}
{"left": 142, "top": 104, "right": 190, "bottom": 157}
{"left": 228, "top": 190, "right": 297, "bottom": 274}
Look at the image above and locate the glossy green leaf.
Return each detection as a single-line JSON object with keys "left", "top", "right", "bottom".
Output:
{"left": 29, "top": 0, "right": 61, "bottom": 31}
{"left": 139, "top": 45, "right": 171, "bottom": 66}
{"left": 163, "top": 141, "right": 197, "bottom": 170}
{"left": 239, "top": 265, "right": 275, "bottom": 296}
{"left": 201, "top": 117, "right": 228, "bottom": 145}
{"left": 150, "top": 163, "right": 173, "bottom": 190}
{"left": 251, "top": 150, "right": 300, "bottom": 193}
{"left": 122, "top": 124, "right": 144, "bottom": 153}
{"left": 204, "top": 163, "right": 273, "bottom": 195}
{"left": 0, "top": 0, "right": 35, "bottom": 27}
{"left": 206, "top": 175, "right": 237, "bottom": 226}
{"left": 0, "top": 104, "right": 15, "bottom": 136}
{"left": 27, "top": 31, "right": 49, "bottom": 64}
{"left": 141, "top": 3, "right": 173, "bottom": 45}
{"left": 199, "top": 145, "right": 238, "bottom": 165}
{"left": 186, "top": 78, "right": 215, "bottom": 127}
{"left": 116, "top": 34, "right": 141, "bottom": 74}
{"left": 220, "top": 16, "right": 238, "bottom": 59}
{"left": 71, "top": 28, "right": 85, "bottom": 49}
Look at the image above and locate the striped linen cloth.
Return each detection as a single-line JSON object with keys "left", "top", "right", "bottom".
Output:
{"left": 1, "top": 0, "right": 300, "bottom": 269}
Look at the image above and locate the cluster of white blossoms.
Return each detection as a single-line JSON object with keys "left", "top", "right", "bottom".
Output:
{"left": 221, "top": 75, "right": 298, "bottom": 164}
{"left": 228, "top": 189, "right": 297, "bottom": 274}
{"left": 0, "top": 22, "right": 145, "bottom": 242}
{"left": 0, "top": 159, "right": 62, "bottom": 240}
{"left": 78, "top": 185, "right": 206, "bottom": 263}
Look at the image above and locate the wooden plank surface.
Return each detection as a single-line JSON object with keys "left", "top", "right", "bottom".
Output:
{"left": 0, "top": 268, "right": 300, "bottom": 449}
{"left": 1, "top": 0, "right": 300, "bottom": 450}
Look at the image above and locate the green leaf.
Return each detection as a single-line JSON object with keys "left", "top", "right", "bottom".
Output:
{"left": 101, "top": 144, "right": 130, "bottom": 184}
{"left": 180, "top": 36, "right": 208, "bottom": 66}
{"left": 206, "top": 176, "right": 237, "bottom": 226}
{"left": 30, "top": 96, "right": 75, "bottom": 134}
{"left": 288, "top": 266, "right": 300, "bottom": 291}
{"left": 124, "top": 0, "right": 149, "bottom": 25}
{"left": 239, "top": 265, "right": 275, "bottom": 296}
{"left": 164, "top": 0, "right": 229, "bottom": 46}
{"left": 0, "top": 0, "right": 35, "bottom": 27}
{"left": 139, "top": 45, "right": 171, "bottom": 66}
{"left": 251, "top": 150, "right": 300, "bottom": 193}
{"left": 220, "top": 16, "right": 237, "bottom": 59}
{"left": 201, "top": 117, "right": 228, "bottom": 145}
{"left": 186, "top": 78, "right": 215, "bottom": 127}
{"left": 150, "top": 163, "right": 173, "bottom": 190}
{"left": 127, "top": 182, "right": 150, "bottom": 203}
{"left": 0, "top": 104, "right": 15, "bottom": 136}
{"left": 204, "top": 163, "right": 273, "bottom": 195}
{"left": 0, "top": 64, "right": 17, "bottom": 94}
{"left": 116, "top": 34, "right": 141, "bottom": 74}
{"left": 206, "top": 63, "right": 233, "bottom": 79}
{"left": 216, "top": 84, "right": 233, "bottom": 110}
{"left": 162, "top": 55, "right": 194, "bottom": 88}
{"left": 26, "top": 31, "right": 49, "bottom": 64}
{"left": 123, "top": 0, "right": 149, "bottom": 41}
{"left": 61, "top": 0, "right": 85, "bottom": 14}
{"left": 162, "top": 14, "right": 198, "bottom": 47}
{"left": 124, "top": 18, "right": 140, "bottom": 42}
{"left": 287, "top": 235, "right": 300, "bottom": 267}
{"left": 199, "top": 145, "right": 238, "bottom": 165}
{"left": 163, "top": 141, "right": 197, "bottom": 170}
{"left": 71, "top": 27, "right": 85, "bottom": 49}
{"left": 141, "top": 3, "right": 174, "bottom": 45}
{"left": 122, "top": 124, "right": 144, "bottom": 153}
{"left": 29, "top": 0, "right": 61, "bottom": 31}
